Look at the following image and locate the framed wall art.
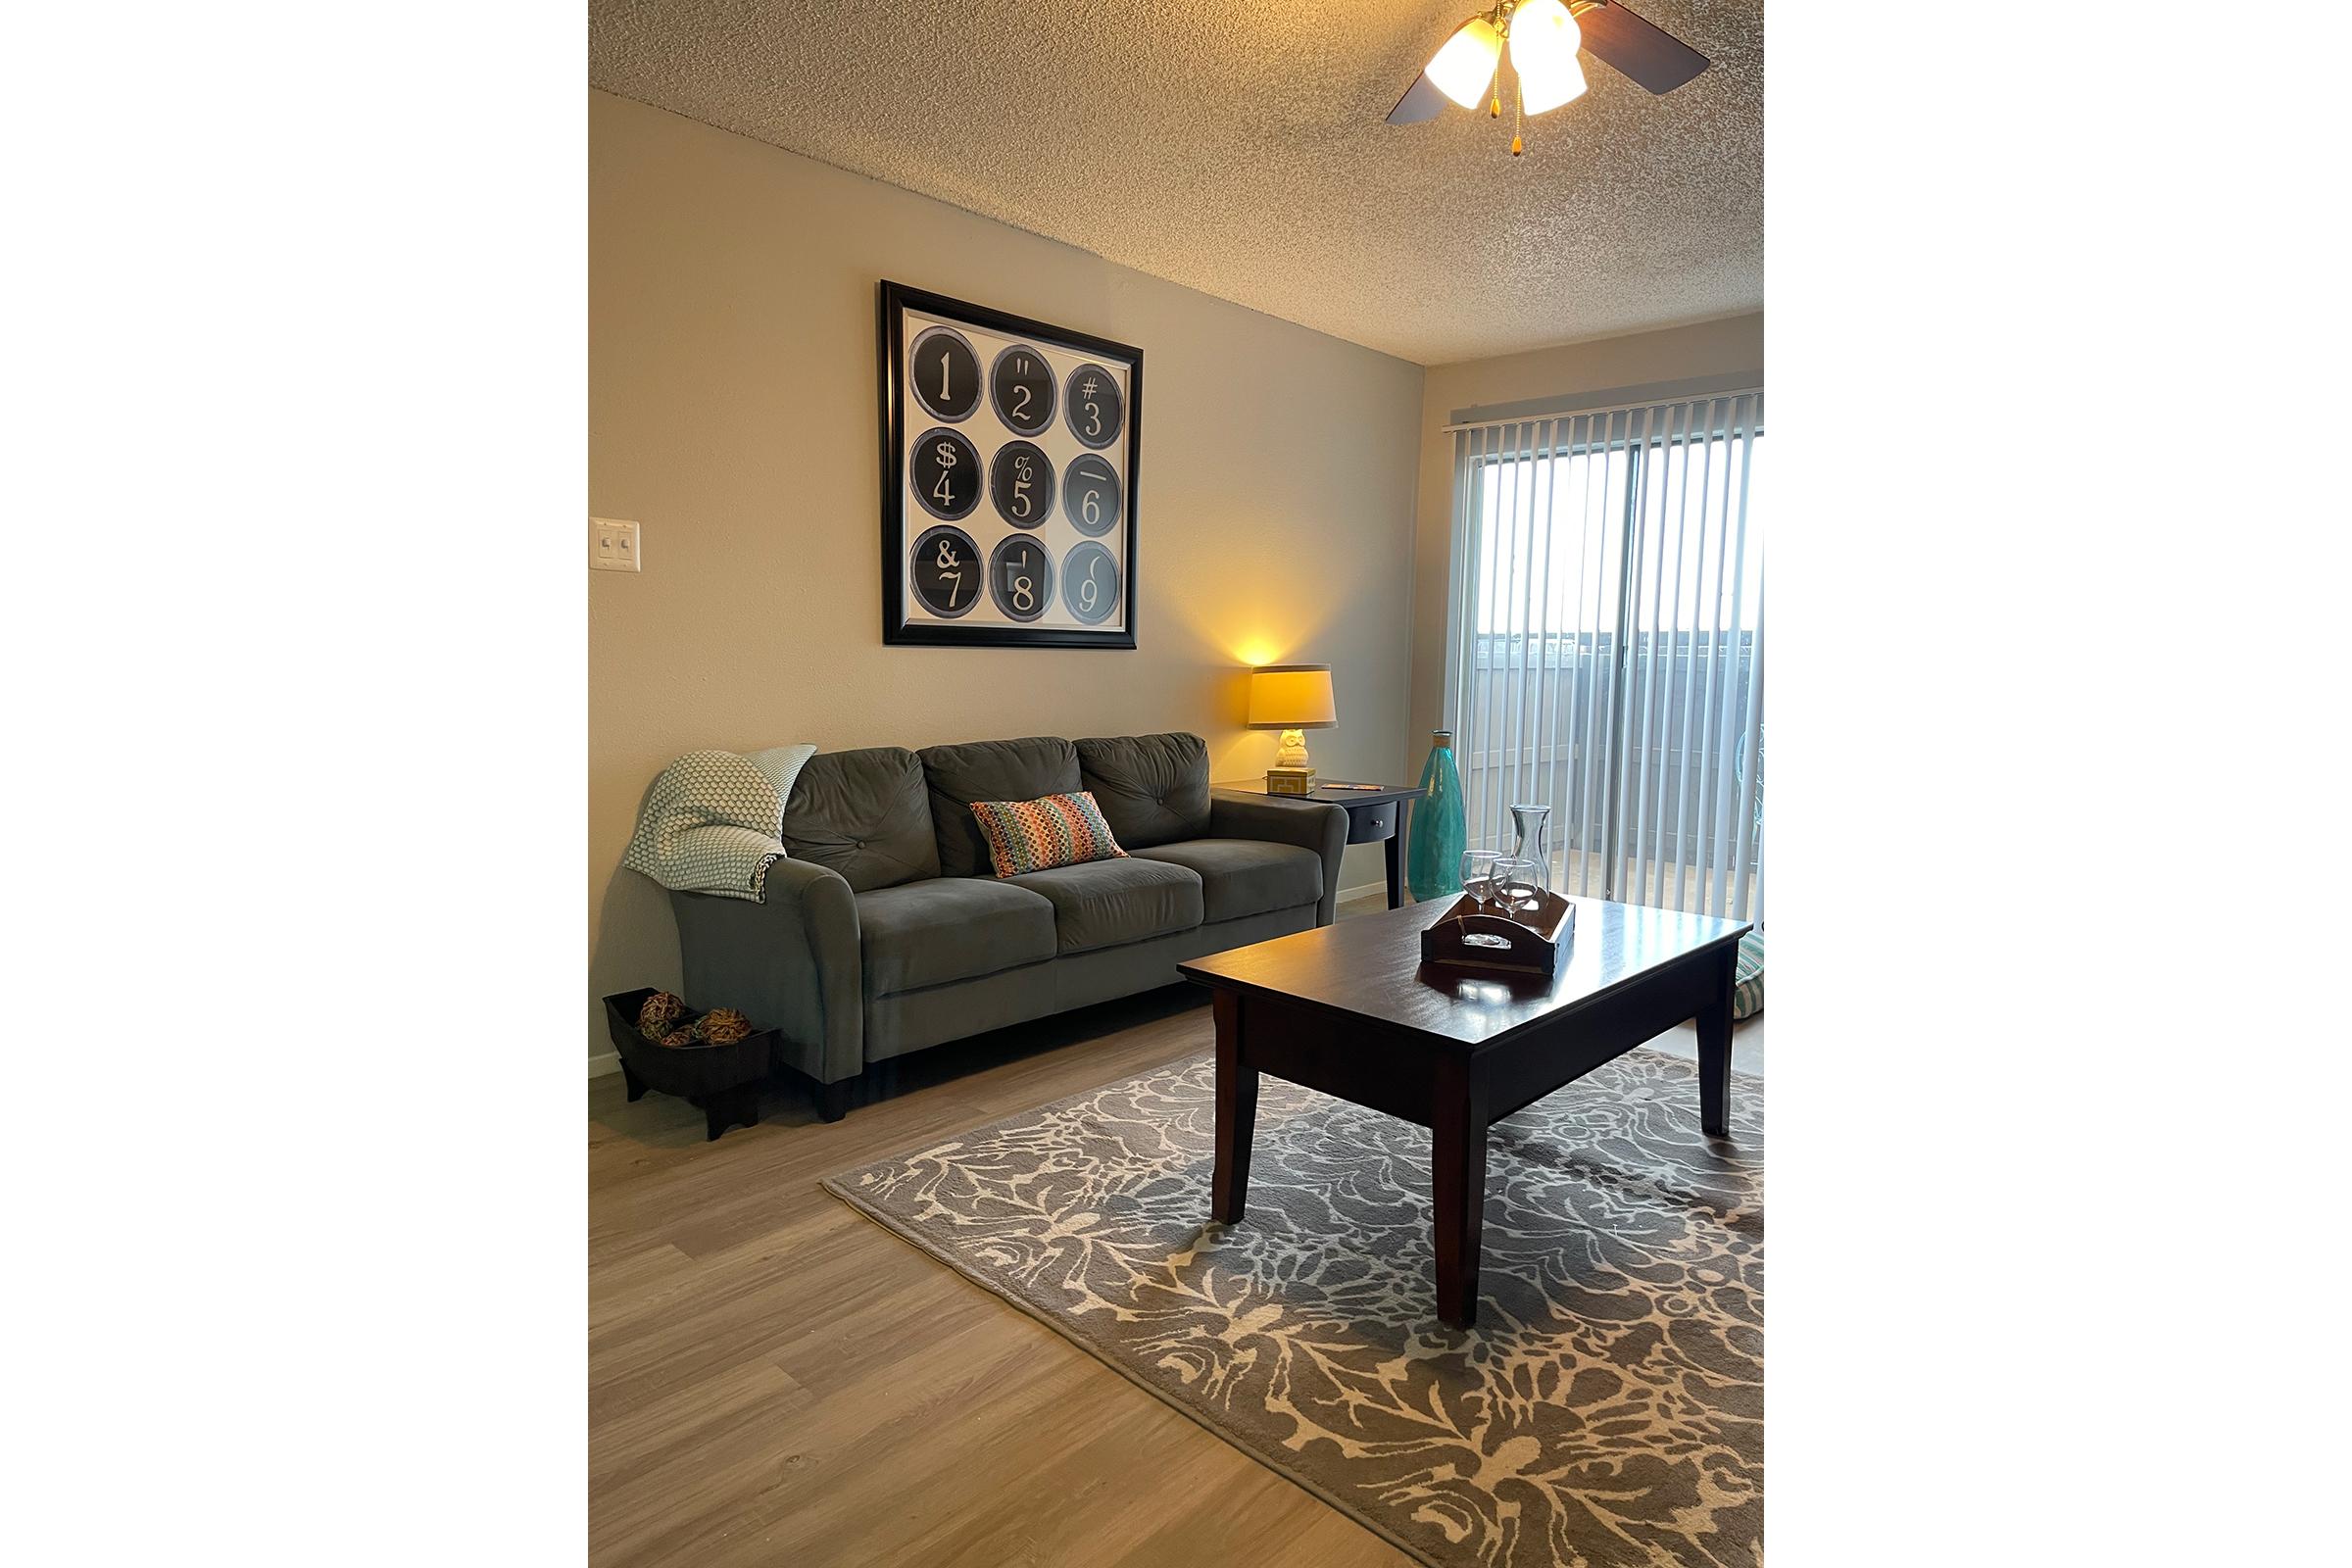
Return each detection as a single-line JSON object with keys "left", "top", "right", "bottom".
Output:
{"left": 879, "top": 281, "right": 1141, "bottom": 648}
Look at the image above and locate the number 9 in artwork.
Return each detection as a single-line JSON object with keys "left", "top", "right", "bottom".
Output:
{"left": 1060, "top": 541, "right": 1120, "bottom": 626}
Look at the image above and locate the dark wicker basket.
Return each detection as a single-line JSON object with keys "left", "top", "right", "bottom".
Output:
{"left": 601, "top": 988, "right": 778, "bottom": 1141}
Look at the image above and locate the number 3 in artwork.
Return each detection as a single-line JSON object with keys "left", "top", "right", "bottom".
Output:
{"left": 1062, "top": 363, "right": 1124, "bottom": 450}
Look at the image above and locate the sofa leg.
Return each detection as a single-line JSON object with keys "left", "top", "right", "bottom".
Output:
{"left": 816, "top": 1075, "right": 854, "bottom": 1123}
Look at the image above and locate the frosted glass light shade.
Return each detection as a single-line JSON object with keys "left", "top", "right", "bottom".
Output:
{"left": 1248, "top": 664, "right": 1338, "bottom": 729}
{"left": 1510, "top": 0, "right": 1589, "bottom": 115}
{"left": 1425, "top": 16, "right": 1503, "bottom": 110}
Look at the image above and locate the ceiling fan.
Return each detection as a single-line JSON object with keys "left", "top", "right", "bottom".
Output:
{"left": 1387, "top": 0, "right": 1710, "bottom": 154}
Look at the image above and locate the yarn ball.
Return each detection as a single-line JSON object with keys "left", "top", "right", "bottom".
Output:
{"left": 658, "top": 1025, "right": 699, "bottom": 1049}
{"left": 693, "top": 1007, "right": 753, "bottom": 1046}
{"left": 636, "top": 991, "right": 687, "bottom": 1042}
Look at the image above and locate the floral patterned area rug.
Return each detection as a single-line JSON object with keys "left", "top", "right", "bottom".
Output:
{"left": 824, "top": 1048, "right": 1762, "bottom": 1568}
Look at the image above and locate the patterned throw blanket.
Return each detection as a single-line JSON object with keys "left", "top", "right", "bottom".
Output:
{"left": 621, "top": 745, "right": 816, "bottom": 902}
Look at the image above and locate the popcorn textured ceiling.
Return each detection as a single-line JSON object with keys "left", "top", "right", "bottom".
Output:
{"left": 589, "top": 0, "right": 1761, "bottom": 366}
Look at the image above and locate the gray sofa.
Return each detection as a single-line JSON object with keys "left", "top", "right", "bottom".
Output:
{"left": 668, "top": 731, "right": 1346, "bottom": 1119}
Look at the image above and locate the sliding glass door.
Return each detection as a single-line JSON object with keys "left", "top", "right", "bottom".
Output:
{"left": 1443, "top": 393, "right": 1763, "bottom": 920}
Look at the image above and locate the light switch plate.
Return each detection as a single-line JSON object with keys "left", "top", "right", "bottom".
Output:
{"left": 591, "top": 516, "right": 641, "bottom": 572}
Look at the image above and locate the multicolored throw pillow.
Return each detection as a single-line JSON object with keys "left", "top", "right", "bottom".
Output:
{"left": 970, "top": 791, "right": 1128, "bottom": 878}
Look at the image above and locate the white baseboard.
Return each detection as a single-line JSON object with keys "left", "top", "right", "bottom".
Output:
{"left": 1337, "top": 879, "right": 1390, "bottom": 906}
{"left": 588, "top": 1051, "right": 620, "bottom": 1079}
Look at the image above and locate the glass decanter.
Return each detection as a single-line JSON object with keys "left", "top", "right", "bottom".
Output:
{"left": 1506, "top": 803, "right": 1552, "bottom": 895}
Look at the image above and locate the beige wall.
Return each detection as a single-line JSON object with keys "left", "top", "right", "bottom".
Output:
{"left": 1403, "top": 314, "right": 1765, "bottom": 759}
{"left": 589, "top": 92, "right": 1426, "bottom": 1065}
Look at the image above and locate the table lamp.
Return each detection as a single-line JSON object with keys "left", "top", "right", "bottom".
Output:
{"left": 1248, "top": 663, "right": 1337, "bottom": 795}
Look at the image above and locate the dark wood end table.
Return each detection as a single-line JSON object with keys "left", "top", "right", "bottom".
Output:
{"left": 1178, "top": 896, "right": 1751, "bottom": 1328}
{"left": 1212, "top": 781, "right": 1426, "bottom": 908}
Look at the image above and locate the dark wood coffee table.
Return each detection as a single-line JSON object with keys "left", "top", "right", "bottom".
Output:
{"left": 1178, "top": 896, "right": 1751, "bottom": 1328}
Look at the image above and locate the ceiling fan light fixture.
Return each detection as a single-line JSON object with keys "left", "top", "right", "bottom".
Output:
{"left": 1509, "top": 0, "right": 1589, "bottom": 115}
{"left": 1424, "top": 15, "right": 1503, "bottom": 111}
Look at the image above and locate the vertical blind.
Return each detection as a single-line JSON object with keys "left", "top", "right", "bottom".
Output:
{"left": 1442, "top": 391, "right": 1764, "bottom": 921}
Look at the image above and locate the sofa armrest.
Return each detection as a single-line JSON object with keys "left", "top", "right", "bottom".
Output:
{"left": 667, "top": 858, "right": 862, "bottom": 1085}
{"left": 1209, "top": 794, "right": 1348, "bottom": 925}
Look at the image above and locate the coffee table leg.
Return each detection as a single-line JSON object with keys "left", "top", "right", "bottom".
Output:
{"left": 1211, "top": 990, "right": 1257, "bottom": 1223}
{"left": 1432, "top": 1054, "right": 1490, "bottom": 1329}
{"left": 1697, "top": 949, "right": 1735, "bottom": 1136}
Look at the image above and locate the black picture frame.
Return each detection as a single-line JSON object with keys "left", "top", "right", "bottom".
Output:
{"left": 879, "top": 280, "right": 1142, "bottom": 649}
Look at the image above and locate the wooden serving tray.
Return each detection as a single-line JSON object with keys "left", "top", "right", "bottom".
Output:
{"left": 1419, "top": 890, "right": 1577, "bottom": 975}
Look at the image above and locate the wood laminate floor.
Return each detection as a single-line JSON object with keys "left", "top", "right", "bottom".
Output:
{"left": 589, "top": 893, "right": 1763, "bottom": 1566}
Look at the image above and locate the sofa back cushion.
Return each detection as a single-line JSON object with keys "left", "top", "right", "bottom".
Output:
{"left": 779, "top": 746, "right": 939, "bottom": 892}
{"left": 918, "top": 736, "right": 1083, "bottom": 877}
{"left": 1076, "top": 732, "right": 1211, "bottom": 850}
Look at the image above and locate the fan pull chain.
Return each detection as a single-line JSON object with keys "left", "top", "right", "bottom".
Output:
{"left": 1494, "top": 1, "right": 1511, "bottom": 118}
{"left": 1511, "top": 83, "right": 1524, "bottom": 156}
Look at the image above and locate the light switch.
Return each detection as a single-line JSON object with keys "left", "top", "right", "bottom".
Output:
{"left": 591, "top": 516, "right": 641, "bottom": 572}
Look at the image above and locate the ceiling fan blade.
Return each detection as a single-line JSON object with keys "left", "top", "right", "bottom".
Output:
{"left": 1573, "top": 1, "right": 1711, "bottom": 94}
{"left": 1386, "top": 71, "right": 1450, "bottom": 125}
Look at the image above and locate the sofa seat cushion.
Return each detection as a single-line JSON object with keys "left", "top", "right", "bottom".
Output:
{"left": 1131, "top": 838, "right": 1324, "bottom": 924}
{"left": 1008, "top": 858, "right": 1203, "bottom": 955}
{"left": 854, "top": 877, "right": 1056, "bottom": 997}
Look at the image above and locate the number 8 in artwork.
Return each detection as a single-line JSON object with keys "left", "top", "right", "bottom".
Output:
{"left": 989, "top": 535, "right": 1054, "bottom": 622}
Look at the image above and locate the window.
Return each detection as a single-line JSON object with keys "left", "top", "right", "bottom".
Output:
{"left": 1446, "top": 395, "right": 1763, "bottom": 918}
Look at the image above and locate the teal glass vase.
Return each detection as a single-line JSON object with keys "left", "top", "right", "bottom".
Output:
{"left": 1406, "top": 729, "right": 1467, "bottom": 902}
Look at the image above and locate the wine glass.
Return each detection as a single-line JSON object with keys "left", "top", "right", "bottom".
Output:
{"left": 1458, "top": 850, "right": 1499, "bottom": 911}
{"left": 1491, "top": 857, "right": 1541, "bottom": 916}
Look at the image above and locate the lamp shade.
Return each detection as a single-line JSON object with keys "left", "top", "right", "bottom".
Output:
{"left": 1248, "top": 664, "right": 1338, "bottom": 730}
{"left": 1423, "top": 15, "right": 1503, "bottom": 111}
{"left": 1510, "top": 0, "right": 1588, "bottom": 115}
